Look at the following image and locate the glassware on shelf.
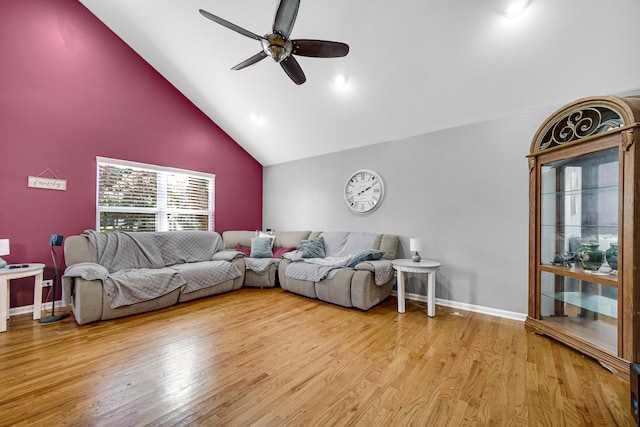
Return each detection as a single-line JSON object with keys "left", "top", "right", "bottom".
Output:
{"left": 605, "top": 243, "right": 618, "bottom": 271}
{"left": 576, "top": 242, "right": 605, "bottom": 271}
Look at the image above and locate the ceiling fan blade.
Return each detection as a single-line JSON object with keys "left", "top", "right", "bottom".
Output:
{"left": 280, "top": 56, "right": 306, "bottom": 85}
{"left": 273, "top": 0, "right": 300, "bottom": 39}
{"left": 199, "top": 9, "right": 263, "bottom": 41}
{"left": 293, "top": 40, "right": 349, "bottom": 58}
{"left": 231, "top": 51, "right": 268, "bottom": 70}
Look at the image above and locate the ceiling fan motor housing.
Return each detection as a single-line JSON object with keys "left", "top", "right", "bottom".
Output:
{"left": 262, "top": 33, "right": 292, "bottom": 63}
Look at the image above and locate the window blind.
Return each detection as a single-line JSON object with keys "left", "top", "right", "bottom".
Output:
{"left": 96, "top": 157, "right": 214, "bottom": 233}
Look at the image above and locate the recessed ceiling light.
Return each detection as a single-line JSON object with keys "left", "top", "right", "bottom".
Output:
{"left": 504, "top": 0, "right": 530, "bottom": 18}
{"left": 334, "top": 74, "right": 349, "bottom": 87}
{"left": 249, "top": 111, "right": 261, "bottom": 123}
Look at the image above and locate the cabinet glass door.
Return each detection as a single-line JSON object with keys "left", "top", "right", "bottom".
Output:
{"left": 539, "top": 146, "right": 619, "bottom": 353}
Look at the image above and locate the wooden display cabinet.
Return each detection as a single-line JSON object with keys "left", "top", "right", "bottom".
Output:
{"left": 526, "top": 95, "right": 640, "bottom": 380}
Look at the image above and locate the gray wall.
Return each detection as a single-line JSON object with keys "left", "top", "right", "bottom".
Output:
{"left": 263, "top": 92, "right": 639, "bottom": 315}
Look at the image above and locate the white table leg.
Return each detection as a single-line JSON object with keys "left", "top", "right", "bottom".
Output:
{"left": 427, "top": 271, "right": 435, "bottom": 317}
{"left": 397, "top": 270, "right": 406, "bottom": 313}
{"left": 1, "top": 277, "right": 8, "bottom": 332}
{"left": 33, "top": 271, "right": 43, "bottom": 320}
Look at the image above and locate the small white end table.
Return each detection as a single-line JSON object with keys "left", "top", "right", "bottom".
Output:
{"left": 392, "top": 259, "right": 442, "bottom": 317}
{"left": 0, "top": 263, "right": 45, "bottom": 332}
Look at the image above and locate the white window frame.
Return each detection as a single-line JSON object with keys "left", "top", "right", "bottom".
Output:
{"left": 96, "top": 156, "right": 214, "bottom": 232}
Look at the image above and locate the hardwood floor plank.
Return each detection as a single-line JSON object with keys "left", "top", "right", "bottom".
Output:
{"left": 0, "top": 288, "right": 635, "bottom": 426}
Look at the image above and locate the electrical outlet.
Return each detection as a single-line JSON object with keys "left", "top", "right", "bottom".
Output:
{"left": 42, "top": 280, "right": 53, "bottom": 287}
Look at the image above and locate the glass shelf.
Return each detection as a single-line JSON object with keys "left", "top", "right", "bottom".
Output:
{"left": 539, "top": 264, "right": 618, "bottom": 287}
{"left": 540, "top": 270, "right": 618, "bottom": 353}
{"left": 540, "top": 184, "right": 618, "bottom": 197}
{"left": 541, "top": 291, "right": 617, "bottom": 318}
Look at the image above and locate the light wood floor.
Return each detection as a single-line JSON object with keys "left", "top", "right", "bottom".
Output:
{"left": 0, "top": 288, "right": 635, "bottom": 426}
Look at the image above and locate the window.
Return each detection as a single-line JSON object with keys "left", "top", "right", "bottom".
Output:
{"left": 96, "top": 157, "right": 214, "bottom": 233}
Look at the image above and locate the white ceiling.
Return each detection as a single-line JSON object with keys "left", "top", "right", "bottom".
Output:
{"left": 78, "top": 0, "right": 640, "bottom": 166}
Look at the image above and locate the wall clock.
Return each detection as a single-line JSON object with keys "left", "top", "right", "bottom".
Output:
{"left": 344, "top": 169, "right": 385, "bottom": 214}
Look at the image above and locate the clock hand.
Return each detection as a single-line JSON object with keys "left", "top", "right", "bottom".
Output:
{"left": 358, "top": 185, "right": 373, "bottom": 195}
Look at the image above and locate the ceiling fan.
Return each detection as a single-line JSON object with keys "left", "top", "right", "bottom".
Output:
{"left": 199, "top": 0, "right": 349, "bottom": 85}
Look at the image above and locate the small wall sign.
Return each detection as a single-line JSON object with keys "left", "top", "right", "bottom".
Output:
{"left": 28, "top": 176, "right": 67, "bottom": 191}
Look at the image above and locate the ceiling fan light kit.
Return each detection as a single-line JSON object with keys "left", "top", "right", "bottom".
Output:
{"left": 199, "top": 0, "right": 349, "bottom": 85}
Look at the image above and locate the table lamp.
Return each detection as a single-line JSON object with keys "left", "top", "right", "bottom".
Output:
{"left": 410, "top": 238, "right": 422, "bottom": 262}
{"left": 0, "top": 239, "right": 9, "bottom": 268}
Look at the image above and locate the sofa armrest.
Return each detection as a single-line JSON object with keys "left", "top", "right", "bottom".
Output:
{"left": 354, "top": 262, "right": 375, "bottom": 272}
{"left": 213, "top": 250, "right": 245, "bottom": 261}
{"left": 70, "top": 277, "right": 104, "bottom": 324}
{"left": 277, "top": 258, "right": 292, "bottom": 286}
{"left": 64, "top": 235, "right": 92, "bottom": 266}
{"left": 378, "top": 234, "right": 399, "bottom": 260}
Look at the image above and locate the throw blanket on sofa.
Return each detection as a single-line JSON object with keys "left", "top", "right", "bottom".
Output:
{"left": 62, "top": 231, "right": 241, "bottom": 308}
{"left": 63, "top": 260, "right": 241, "bottom": 308}
{"left": 284, "top": 261, "right": 343, "bottom": 282}
{"left": 62, "top": 262, "right": 185, "bottom": 308}
{"left": 102, "top": 267, "right": 186, "bottom": 308}
{"left": 364, "top": 260, "right": 394, "bottom": 286}
{"left": 321, "top": 231, "right": 377, "bottom": 257}
{"left": 62, "top": 262, "right": 108, "bottom": 306}
{"left": 244, "top": 258, "right": 275, "bottom": 275}
{"left": 171, "top": 261, "right": 240, "bottom": 293}
{"left": 84, "top": 229, "right": 225, "bottom": 273}
{"left": 284, "top": 259, "right": 393, "bottom": 285}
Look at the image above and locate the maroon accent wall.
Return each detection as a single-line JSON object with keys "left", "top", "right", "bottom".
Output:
{"left": 0, "top": 0, "right": 263, "bottom": 308}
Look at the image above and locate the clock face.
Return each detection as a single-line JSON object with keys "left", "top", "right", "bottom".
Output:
{"left": 344, "top": 169, "right": 384, "bottom": 214}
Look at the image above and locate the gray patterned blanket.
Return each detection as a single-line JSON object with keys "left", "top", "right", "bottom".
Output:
{"left": 245, "top": 257, "right": 275, "bottom": 274}
{"left": 284, "top": 259, "right": 393, "bottom": 285}
{"left": 62, "top": 231, "right": 241, "bottom": 308}
{"left": 84, "top": 229, "right": 224, "bottom": 272}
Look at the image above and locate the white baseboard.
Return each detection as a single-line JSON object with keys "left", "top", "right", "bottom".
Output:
{"left": 392, "top": 291, "right": 527, "bottom": 322}
{"left": 13, "top": 294, "right": 527, "bottom": 322}
{"left": 9, "top": 300, "right": 65, "bottom": 317}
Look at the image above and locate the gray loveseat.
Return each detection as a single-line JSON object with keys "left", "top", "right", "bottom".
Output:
{"left": 223, "top": 230, "right": 398, "bottom": 310}
{"left": 63, "top": 230, "right": 245, "bottom": 324}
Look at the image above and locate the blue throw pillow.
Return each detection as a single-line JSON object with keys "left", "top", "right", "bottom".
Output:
{"left": 299, "top": 237, "right": 326, "bottom": 258}
{"left": 250, "top": 237, "right": 274, "bottom": 258}
{"left": 346, "top": 249, "right": 385, "bottom": 268}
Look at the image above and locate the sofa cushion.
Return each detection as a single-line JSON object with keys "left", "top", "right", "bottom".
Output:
{"left": 321, "top": 231, "right": 378, "bottom": 258}
{"left": 159, "top": 230, "right": 223, "bottom": 266}
{"left": 84, "top": 229, "right": 164, "bottom": 273}
{"left": 222, "top": 230, "right": 312, "bottom": 251}
{"left": 378, "top": 234, "right": 399, "bottom": 260}
{"left": 272, "top": 247, "right": 296, "bottom": 258}
{"left": 346, "top": 249, "right": 385, "bottom": 268}
{"left": 235, "top": 243, "right": 251, "bottom": 257}
{"left": 299, "top": 237, "right": 326, "bottom": 258}
{"left": 273, "top": 231, "right": 312, "bottom": 248}
{"left": 250, "top": 237, "right": 274, "bottom": 258}
{"left": 222, "top": 230, "right": 255, "bottom": 249}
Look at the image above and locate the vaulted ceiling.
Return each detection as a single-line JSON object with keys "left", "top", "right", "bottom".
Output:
{"left": 78, "top": 0, "right": 640, "bottom": 166}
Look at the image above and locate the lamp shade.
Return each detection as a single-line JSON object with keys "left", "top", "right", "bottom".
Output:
{"left": 410, "top": 238, "right": 423, "bottom": 252}
{"left": 0, "top": 239, "right": 9, "bottom": 256}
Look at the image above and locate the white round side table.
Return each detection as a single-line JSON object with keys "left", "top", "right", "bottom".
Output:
{"left": 392, "top": 259, "right": 442, "bottom": 317}
{"left": 0, "top": 263, "right": 45, "bottom": 332}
